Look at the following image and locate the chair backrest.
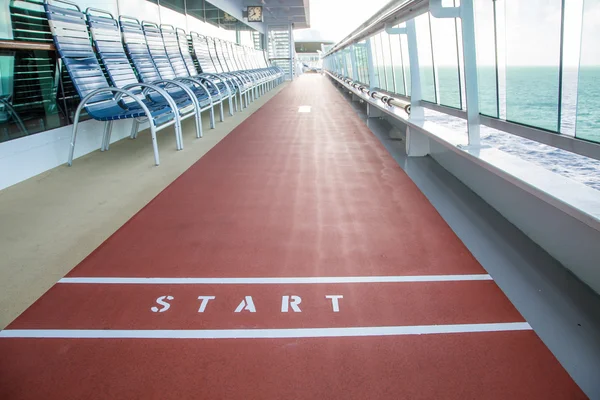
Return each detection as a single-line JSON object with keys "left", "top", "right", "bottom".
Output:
{"left": 230, "top": 43, "right": 246, "bottom": 71}
{"left": 215, "top": 38, "right": 233, "bottom": 72}
{"left": 119, "top": 15, "right": 162, "bottom": 83}
{"left": 175, "top": 28, "right": 198, "bottom": 77}
{"left": 226, "top": 42, "right": 241, "bottom": 71}
{"left": 159, "top": 24, "right": 189, "bottom": 79}
{"left": 189, "top": 32, "right": 217, "bottom": 74}
{"left": 44, "top": 0, "right": 115, "bottom": 110}
{"left": 206, "top": 36, "right": 226, "bottom": 73}
{"left": 249, "top": 48, "right": 262, "bottom": 69}
{"left": 141, "top": 21, "right": 177, "bottom": 80}
{"left": 242, "top": 46, "right": 256, "bottom": 70}
{"left": 261, "top": 50, "right": 271, "bottom": 69}
{"left": 86, "top": 9, "right": 140, "bottom": 92}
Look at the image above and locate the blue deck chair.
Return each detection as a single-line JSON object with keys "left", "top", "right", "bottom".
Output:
{"left": 44, "top": 0, "right": 180, "bottom": 166}
{"left": 209, "top": 36, "right": 257, "bottom": 107}
{"left": 141, "top": 21, "right": 219, "bottom": 129}
{"left": 174, "top": 27, "right": 238, "bottom": 115}
{"left": 189, "top": 33, "right": 253, "bottom": 110}
{"left": 85, "top": 8, "right": 201, "bottom": 146}
{"left": 160, "top": 24, "right": 231, "bottom": 121}
{"left": 119, "top": 16, "right": 213, "bottom": 135}
{"left": 228, "top": 42, "right": 270, "bottom": 96}
{"left": 216, "top": 37, "right": 259, "bottom": 100}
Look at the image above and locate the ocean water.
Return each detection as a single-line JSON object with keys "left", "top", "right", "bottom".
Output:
{"left": 386, "top": 65, "right": 600, "bottom": 191}
{"left": 371, "top": 65, "right": 600, "bottom": 190}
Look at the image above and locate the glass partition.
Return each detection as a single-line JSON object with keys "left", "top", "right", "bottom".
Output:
{"left": 415, "top": 13, "right": 436, "bottom": 102}
{"left": 380, "top": 32, "right": 395, "bottom": 93}
{"left": 400, "top": 34, "right": 411, "bottom": 95}
{"left": 389, "top": 32, "right": 406, "bottom": 96}
{"left": 473, "top": 0, "right": 498, "bottom": 117}
{"left": 503, "top": 0, "right": 562, "bottom": 132}
{"left": 430, "top": 9, "right": 461, "bottom": 109}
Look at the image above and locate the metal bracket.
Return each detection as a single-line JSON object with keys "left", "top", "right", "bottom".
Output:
{"left": 429, "top": 0, "right": 461, "bottom": 18}
{"left": 385, "top": 23, "right": 406, "bottom": 35}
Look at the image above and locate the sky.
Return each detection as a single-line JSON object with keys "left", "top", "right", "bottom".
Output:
{"left": 295, "top": 0, "right": 600, "bottom": 67}
{"left": 295, "top": 0, "right": 391, "bottom": 43}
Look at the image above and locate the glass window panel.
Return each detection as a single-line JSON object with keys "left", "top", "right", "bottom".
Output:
{"left": 504, "top": 0, "right": 561, "bottom": 131}
{"left": 186, "top": 0, "right": 205, "bottom": 21}
{"left": 369, "top": 36, "right": 382, "bottom": 87}
{"left": 0, "top": 0, "right": 112, "bottom": 143}
{"left": 474, "top": 0, "right": 499, "bottom": 116}
{"left": 575, "top": 0, "right": 600, "bottom": 143}
{"left": 160, "top": 0, "right": 184, "bottom": 14}
{"left": 375, "top": 34, "right": 386, "bottom": 88}
{"left": 430, "top": 11, "right": 461, "bottom": 108}
{"left": 400, "top": 34, "right": 411, "bottom": 95}
{"left": 389, "top": 33, "right": 406, "bottom": 95}
{"left": 415, "top": 13, "right": 436, "bottom": 102}
{"left": 380, "top": 32, "right": 395, "bottom": 92}
{"left": 159, "top": 2, "right": 187, "bottom": 28}
{"left": 560, "top": 0, "right": 583, "bottom": 136}
{"left": 346, "top": 50, "right": 354, "bottom": 79}
{"left": 119, "top": 0, "right": 160, "bottom": 21}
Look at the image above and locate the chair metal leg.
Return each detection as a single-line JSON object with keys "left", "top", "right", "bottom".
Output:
{"left": 130, "top": 119, "right": 140, "bottom": 139}
{"left": 149, "top": 122, "right": 160, "bottom": 166}
{"left": 196, "top": 110, "right": 203, "bottom": 138}
{"left": 102, "top": 121, "right": 114, "bottom": 151}
{"left": 210, "top": 106, "right": 215, "bottom": 129}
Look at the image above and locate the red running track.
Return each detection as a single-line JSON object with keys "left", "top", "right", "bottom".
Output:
{"left": 0, "top": 74, "right": 586, "bottom": 399}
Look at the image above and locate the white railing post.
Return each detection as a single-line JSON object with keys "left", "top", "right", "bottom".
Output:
{"left": 430, "top": 0, "right": 481, "bottom": 146}
{"left": 405, "top": 18, "right": 430, "bottom": 156}
{"left": 406, "top": 19, "right": 423, "bottom": 120}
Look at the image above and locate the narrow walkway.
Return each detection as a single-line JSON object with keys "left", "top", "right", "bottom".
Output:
{"left": 0, "top": 75, "right": 585, "bottom": 399}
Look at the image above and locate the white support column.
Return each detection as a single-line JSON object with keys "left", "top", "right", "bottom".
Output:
{"left": 459, "top": 0, "right": 481, "bottom": 146}
{"left": 405, "top": 18, "right": 429, "bottom": 157}
{"left": 430, "top": 0, "right": 480, "bottom": 146}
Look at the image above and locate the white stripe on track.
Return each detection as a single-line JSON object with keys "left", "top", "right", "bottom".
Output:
{"left": 58, "top": 275, "right": 493, "bottom": 285}
{"left": 0, "top": 322, "right": 530, "bottom": 339}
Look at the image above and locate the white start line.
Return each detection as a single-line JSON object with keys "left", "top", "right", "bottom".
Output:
{"left": 0, "top": 323, "right": 532, "bottom": 339}
{"left": 58, "top": 274, "right": 493, "bottom": 284}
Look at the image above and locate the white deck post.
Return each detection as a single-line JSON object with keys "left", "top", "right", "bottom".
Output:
{"left": 460, "top": 0, "right": 481, "bottom": 146}
{"left": 405, "top": 19, "right": 429, "bottom": 156}
{"left": 429, "top": 0, "right": 481, "bottom": 147}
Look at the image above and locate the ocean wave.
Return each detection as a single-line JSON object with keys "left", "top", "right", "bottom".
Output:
{"left": 423, "top": 110, "right": 600, "bottom": 192}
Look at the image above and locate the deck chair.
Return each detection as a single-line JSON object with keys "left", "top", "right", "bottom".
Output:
{"left": 44, "top": 0, "right": 180, "bottom": 166}
{"left": 160, "top": 24, "right": 230, "bottom": 121}
{"left": 142, "top": 21, "right": 220, "bottom": 129}
{"left": 216, "top": 37, "right": 259, "bottom": 100}
{"left": 86, "top": 8, "right": 199, "bottom": 149}
{"left": 119, "top": 16, "right": 215, "bottom": 134}
{"left": 189, "top": 33, "right": 252, "bottom": 110}
{"left": 174, "top": 27, "right": 237, "bottom": 115}
{"left": 210, "top": 37, "right": 257, "bottom": 101}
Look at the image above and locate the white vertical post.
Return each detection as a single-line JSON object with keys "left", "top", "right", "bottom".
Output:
{"left": 460, "top": 0, "right": 481, "bottom": 146}
{"left": 405, "top": 18, "right": 429, "bottom": 156}
{"left": 406, "top": 19, "right": 423, "bottom": 120}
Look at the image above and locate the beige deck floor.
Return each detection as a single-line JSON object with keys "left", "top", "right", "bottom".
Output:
{"left": 0, "top": 85, "right": 286, "bottom": 329}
